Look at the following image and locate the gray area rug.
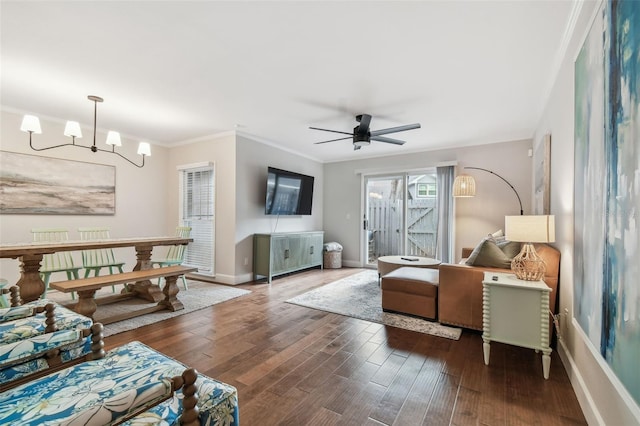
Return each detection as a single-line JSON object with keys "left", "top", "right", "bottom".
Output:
{"left": 47, "top": 280, "right": 250, "bottom": 337}
{"left": 287, "top": 269, "right": 462, "bottom": 340}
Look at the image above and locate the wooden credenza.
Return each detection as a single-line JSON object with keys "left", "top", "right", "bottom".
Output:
{"left": 253, "top": 231, "right": 324, "bottom": 283}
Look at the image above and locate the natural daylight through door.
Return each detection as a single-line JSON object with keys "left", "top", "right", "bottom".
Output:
{"left": 364, "top": 171, "right": 439, "bottom": 266}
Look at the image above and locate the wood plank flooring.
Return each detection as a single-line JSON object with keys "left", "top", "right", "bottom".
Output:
{"left": 105, "top": 268, "right": 587, "bottom": 425}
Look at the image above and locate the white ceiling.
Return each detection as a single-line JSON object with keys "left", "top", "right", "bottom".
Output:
{"left": 1, "top": 1, "right": 576, "bottom": 163}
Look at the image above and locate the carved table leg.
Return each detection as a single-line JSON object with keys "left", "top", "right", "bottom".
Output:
{"left": 73, "top": 290, "right": 98, "bottom": 319}
{"left": 16, "top": 254, "right": 45, "bottom": 303}
{"left": 128, "top": 244, "right": 163, "bottom": 302}
{"left": 159, "top": 275, "right": 184, "bottom": 312}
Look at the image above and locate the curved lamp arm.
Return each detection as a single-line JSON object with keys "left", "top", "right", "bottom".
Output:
{"left": 464, "top": 167, "right": 523, "bottom": 215}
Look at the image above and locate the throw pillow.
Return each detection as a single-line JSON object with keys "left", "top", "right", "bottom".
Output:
{"left": 464, "top": 231, "right": 504, "bottom": 264}
{"left": 487, "top": 229, "right": 506, "bottom": 243}
{"left": 465, "top": 239, "right": 521, "bottom": 269}
{"left": 497, "top": 240, "right": 522, "bottom": 259}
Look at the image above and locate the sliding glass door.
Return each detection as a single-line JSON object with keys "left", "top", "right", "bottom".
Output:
{"left": 364, "top": 175, "right": 405, "bottom": 266}
{"left": 363, "top": 170, "right": 439, "bottom": 267}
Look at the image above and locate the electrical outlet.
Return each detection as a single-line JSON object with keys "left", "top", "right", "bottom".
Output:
{"left": 244, "top": 257, "right": 248, "bottom": 266}
{"left": 564, "top": 308, "right": 569, "bottom": 315}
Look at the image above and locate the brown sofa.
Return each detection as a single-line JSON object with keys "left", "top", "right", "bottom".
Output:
{"left": 438, "top": 243, "right": 560, "bottom": 331}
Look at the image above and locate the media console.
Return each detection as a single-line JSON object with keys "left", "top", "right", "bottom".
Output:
{"left": 253, "top": 231, "right": 324, "bottom": 283}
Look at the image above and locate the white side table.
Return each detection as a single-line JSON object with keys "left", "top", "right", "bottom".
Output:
{"left": 482, "top": 271, "right": 552, "bottom": 379}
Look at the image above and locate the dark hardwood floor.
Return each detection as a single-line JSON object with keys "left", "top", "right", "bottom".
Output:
{"left": 105, "top": 268, "right": 587, "bottom": 425}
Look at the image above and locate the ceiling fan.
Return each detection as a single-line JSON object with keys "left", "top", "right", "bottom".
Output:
{"left": 310, "top": 114, "right": 421, "bottom": 150}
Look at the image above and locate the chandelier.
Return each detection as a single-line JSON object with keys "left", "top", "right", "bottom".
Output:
{"left": 20, "top": 95, "right": 151, "bottom": 168}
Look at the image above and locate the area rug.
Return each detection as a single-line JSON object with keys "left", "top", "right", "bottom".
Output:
{"left": 286, "top": 270, "right": 462, "bottom": 340}
{"left": 46, "top": 280, "right": 250, "bottom": 337}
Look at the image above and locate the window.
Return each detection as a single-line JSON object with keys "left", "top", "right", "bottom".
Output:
{"left": 417, "top": 183, "right": 437, "bottom": 198}
{"left": 179, "top": 163, "right": 215, "bottom": 276}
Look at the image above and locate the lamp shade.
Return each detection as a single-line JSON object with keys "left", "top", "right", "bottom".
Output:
{"left": 105, "top": 131, "right": 122, "bottom": 147}
{"left": 63, "top": 121, "right": 82, "bottom": 138}
{"left": 20, "top": 115, "right": 42, "bottom": 134}
{"left": 505, "top": 215, "right": 555, "bottom": 243}
{"left": 452, "top": 174, "right": 476, "bottom": 197}
{"left": 137, "top": 142, "right": 151, "bottom": 156}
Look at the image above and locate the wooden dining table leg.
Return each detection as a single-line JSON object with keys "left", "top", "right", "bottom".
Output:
{"left": 129, "top": 243, "right": 164, "bottom": 303}
{"left": 16, "top": 254, "right": 46, "bottom": 303}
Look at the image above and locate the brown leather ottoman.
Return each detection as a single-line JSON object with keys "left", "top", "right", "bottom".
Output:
{"left": 381, "top": 267, "right": 439, "bottom": 320}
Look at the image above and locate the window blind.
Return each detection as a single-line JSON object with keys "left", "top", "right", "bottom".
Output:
{"left": 181, "top": 166, "right": 215, "bottom": 276}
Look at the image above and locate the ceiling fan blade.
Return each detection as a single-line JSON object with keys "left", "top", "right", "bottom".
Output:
{"left": 371, "top": 135, "right": 406, "bottom": 145}
{"left": 370, "top": 123, "right": 421, "bottom": 136}
{"left": 314, "top": 136, "right": 353, "bottom": 144}
{"left": 356, "top": 114, "right": 371, "bottom": 131}
{"left": 309, "top": 127, "right": 352, "bottom": 136}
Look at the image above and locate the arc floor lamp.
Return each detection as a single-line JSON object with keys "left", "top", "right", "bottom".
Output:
{"left": 452, "top": 166, "right": 523, "bottom": 215}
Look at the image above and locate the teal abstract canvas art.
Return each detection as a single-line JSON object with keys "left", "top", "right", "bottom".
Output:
{"left": 574, "top": 0, "right": 640, "bottom": 406}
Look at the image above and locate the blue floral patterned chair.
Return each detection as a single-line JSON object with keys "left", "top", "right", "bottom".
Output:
{"left": 0, "top": 290, "right": 102, "bottom": 391}
{"left": 0, "top": 340, "right": 239, "bottom": 425}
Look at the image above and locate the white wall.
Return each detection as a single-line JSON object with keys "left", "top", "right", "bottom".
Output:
{"left": 0, "top": 110, "right": 170, "bottom": 285}
{"left": 534, "top": 1, "right": 640, "bottom": 424}
{"left": 166, "top": 133, "right": 237, "bottom": 284}
{"left": 323, "top": 139, "right": 532, "bottom": 266}
{"left": 166, "top": 133, "right": 323, "bottom": 285}
{"left": 235, "top": 135, "right": 323, "bottom": 283}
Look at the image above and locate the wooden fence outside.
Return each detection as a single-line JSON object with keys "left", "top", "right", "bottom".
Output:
{"left": 368, "top": 198, "right": 437, "bottom": 259}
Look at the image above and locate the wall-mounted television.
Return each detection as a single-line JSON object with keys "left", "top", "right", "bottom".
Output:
{"left": 265, "top": 167, "right": 314, "bottom": 215}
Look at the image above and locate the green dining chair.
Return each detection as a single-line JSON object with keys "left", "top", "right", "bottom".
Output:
{"left": 78, "top": 227, "right": 125, "bottom": 294}
{"left": 31, "top": 228, "right": 82, "bottom": 299}
{"left": 151, "top": 226, "right": 192, "bottom": 290}
{"left": 0, "top": 278, "right": 8, "bottom": 308}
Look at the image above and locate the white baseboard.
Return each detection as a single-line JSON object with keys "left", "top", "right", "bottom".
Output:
{"left": 342, "top": 259, "right": 362, "bottom": 268}
{"left": 186, "top": 272, "right": 245, "bottom": 286}
{"left": 557, "top": 338, "right": 604, "bottom": 425}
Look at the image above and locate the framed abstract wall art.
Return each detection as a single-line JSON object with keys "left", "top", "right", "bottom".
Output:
{"left": 574, "top": 0, "right": 639, "bottom": 406}
{"left": 0, "top": 151, "right": 115, "bottom": 215}
{"left": 533, "top": 133, "right": 551, "bottom": 215}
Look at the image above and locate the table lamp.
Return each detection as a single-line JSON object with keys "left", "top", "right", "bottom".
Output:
{"left": 505, "top": 215, "right": 555, "bottom": 281}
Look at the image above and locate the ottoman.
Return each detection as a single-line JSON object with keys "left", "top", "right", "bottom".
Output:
{"left": 381, "top": 266, "right": 439, "bottom": 320}
{"left": 0, "top": 341, "right": 239, "bottom": 425}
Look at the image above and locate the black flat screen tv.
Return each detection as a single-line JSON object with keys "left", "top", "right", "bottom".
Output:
{"left": 265, "top": 167, "right": 314, "bottom": 215}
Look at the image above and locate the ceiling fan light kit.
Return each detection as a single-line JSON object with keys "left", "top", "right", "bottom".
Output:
{"left": 311, "top": 113, "right": 420, "bottom": 151}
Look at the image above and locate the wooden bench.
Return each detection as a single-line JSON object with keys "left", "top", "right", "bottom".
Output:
{"left": 50, "top": 265, "right": 197, "bottom": 324}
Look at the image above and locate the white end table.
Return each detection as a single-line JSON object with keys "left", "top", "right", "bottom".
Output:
{"left": 482, "top": 271, "right": 552, "bottom": 379}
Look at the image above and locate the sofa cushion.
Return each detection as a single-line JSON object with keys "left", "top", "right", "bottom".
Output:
{"left": 465, "top": 239, "right": 521, "bottom": 268}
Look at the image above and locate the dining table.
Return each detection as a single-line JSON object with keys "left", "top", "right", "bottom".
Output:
{"left": 0, "top": 236, "right": 193, "bottom": 303}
